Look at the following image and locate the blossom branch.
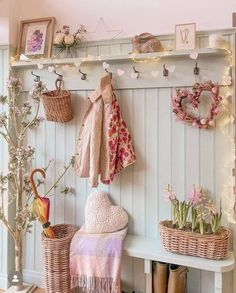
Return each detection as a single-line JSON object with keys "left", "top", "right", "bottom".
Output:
{"left": 0, "top": 131, "right": 12, "bottom": 145}
{"left": 3, "top": 124, "right": 16, "bottom": 147}
{"left": 0, "top": 212, "right": 15, "bottom": 240}
{"left": 45, "top": 158, "right": 74, "bottom": 196}
{"left": 21, "top": 103, "right": 40, "bottom": 136}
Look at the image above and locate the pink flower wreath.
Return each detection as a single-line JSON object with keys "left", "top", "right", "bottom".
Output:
{"left": 172, "top": 81, "right": 223, "bottom": 129}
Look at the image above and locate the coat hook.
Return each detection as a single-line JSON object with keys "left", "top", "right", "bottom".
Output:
{"left": 31, "top": 71, "right": 40, "bottom": 82}
{"left": 54, "top": 69, "right": 63, "bottom": 81}
{"left": 163, "top": 64, "right": 169, "bottom": 77}
{"left": 105, "top": 68, "right": 112, "bottom": 77}
{"left": 79, "top": 69, "right": 87, "bottom": 80}
{"left": 133, "top": 66, "right": 140, "bottom": 78}
{"left": 193, "top": 62, "right": 200, "bottom": 75}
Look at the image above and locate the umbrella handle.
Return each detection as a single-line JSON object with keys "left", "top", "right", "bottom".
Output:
{"left": 29, "top": 168, "right": 46, "bottom": 198}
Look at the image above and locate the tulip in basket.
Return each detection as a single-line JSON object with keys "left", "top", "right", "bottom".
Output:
{"left": 159, "top": 185, "right": 230, "bottom": 260}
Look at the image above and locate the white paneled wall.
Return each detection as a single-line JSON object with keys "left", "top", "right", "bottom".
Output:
{"left": 0, "top": 46, "right": 10, "bottom": 289}
{"left": 9, "top": 30, "right": 236, "bottom": 293}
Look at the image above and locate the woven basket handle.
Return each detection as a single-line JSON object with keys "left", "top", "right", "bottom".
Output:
{"left": 29, "top": 168, "right": 46, "bottom": 198}
{"left": 55, "top": 78, "right": 63, "bottom": 91}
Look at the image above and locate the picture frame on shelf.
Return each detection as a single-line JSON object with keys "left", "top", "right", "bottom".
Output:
{"left": 16, "top": 17, "right": 56, "bottom": 60}
{"left": 175, "top": 23, "right": 196, "bottom": 50}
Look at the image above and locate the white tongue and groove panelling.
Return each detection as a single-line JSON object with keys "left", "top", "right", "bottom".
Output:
{"left": 0, "top": 46, "right": 11, "bottom": 290}
{"left": 11, "top": 30, "right": 236, "bottom": 293}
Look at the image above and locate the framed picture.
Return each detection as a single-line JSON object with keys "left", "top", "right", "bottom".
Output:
{"left": 17, "top": 17, "right": 55, "bottom": 59}
{"left": 175, "top": 23, "right": 196, "bottom": 50}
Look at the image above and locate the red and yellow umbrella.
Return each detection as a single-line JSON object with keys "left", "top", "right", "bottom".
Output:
{"left": 29, "top": 168, "right": 55, "bottom": 238}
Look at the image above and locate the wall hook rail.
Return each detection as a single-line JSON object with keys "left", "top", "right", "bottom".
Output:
{"left": 193, "top": 62, "right": 200, "bottom": 75}
{"left": 54, "top": 69, "right": 63, "bottom": 81}
{"left": 133, "top": 66, "right": 140, "bottom": 78}
{"left": 105, "top": 68, "right": 112, "bottom": 77}
{"left": 31, "top": 71, "right": 40, "bottom": 82}
{"left": 163, "top": 64, "right": 169, "bottom": 77}
{"left": 79, "top": 69, "right": 87, "bottom": 80}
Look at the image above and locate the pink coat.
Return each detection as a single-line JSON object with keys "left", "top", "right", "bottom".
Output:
{"left": 75, "top": 74, "right": 136, "bottom": 187}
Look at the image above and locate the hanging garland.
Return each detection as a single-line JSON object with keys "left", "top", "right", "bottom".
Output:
{"left": 172, "top": 81, "right": 223, "bottom": 129}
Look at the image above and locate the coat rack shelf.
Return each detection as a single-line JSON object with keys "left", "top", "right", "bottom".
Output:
{"left": 11, "top": 48, "right": 230, "bottom": 69}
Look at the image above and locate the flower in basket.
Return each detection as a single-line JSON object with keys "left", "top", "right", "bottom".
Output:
{"left": 164, "top": 185, "right": 178, "bottom": 225}
{"left": 54, "top": 24, "right": 86, "bottom": 57}
{"left": 164, "top": 185, "right": 190, "bottom": 229}
{"left": 206, "top": 200, "right": 222, "bottom": 234}
{"left": 164, "top": 185, "right": 176, "bottom": 202}
{"left": 160, "top": 187, "right": 229, "bottom": 260}
{"left": 164, "top": 185, "right": 223, "bottom": 236}
{"left": 188, "top": 186, "right": 222, "bottom": 235}
{"left": 188, "top": 185, "right": 205, "bottom": 231}
{"left": 195, "top": 204, "right": 207, "bottom": 235}
{"left": 175, "top": 200, "right": 190, "bottom": 229}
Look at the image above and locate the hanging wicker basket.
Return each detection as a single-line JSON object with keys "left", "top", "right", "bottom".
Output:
{"left": 42, "top": 224, "right": 78, "bottom": 293}
{"left": 159, "top": 220, "right": 230, "bottom": 260}
{"left": 41, "top": 79, "right": 73, "bottom": 123}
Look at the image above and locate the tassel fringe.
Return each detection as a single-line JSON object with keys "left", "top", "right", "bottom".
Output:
{"left": 71, "top": 275, "right": 118, "bottom": 293}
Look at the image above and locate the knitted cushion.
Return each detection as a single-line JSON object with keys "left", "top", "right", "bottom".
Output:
{"left": 85, "top": 191, "right": 128, "bottom": 233}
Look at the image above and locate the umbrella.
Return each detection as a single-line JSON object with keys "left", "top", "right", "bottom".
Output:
{"left": 29, "top": 168, "right": 55, "bottom": 238}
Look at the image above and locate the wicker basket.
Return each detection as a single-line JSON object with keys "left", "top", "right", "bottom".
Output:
{"left": 41, "top": 79, "right": 73, "bottom": 122}
{"left": 42, "top": 224, "right": 78, "bottom": 293}
{"left": 159, "top": 220, "right": 230, "bottom": 260}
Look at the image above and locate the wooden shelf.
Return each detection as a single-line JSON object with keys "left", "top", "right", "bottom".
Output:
{"left": 124, "top": 234, "right": 234, "bottom": 273}
{"left": 11, "top": 48, "right": 230, "bottom": 69}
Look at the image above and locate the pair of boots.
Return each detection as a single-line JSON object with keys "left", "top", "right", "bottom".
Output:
{"left": 153, "top": 262, "right": 188, "bottom": 293}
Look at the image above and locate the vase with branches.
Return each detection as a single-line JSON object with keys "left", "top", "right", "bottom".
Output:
{"left": 0, "top": 77, "right": 74, "bottom": 291}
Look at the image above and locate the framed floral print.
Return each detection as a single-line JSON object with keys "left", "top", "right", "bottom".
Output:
{"left": 175, "top": 23, "right": 196, "bottom": 50}
{"left": 17, "top": 17, "right": 55, "bottom": 60}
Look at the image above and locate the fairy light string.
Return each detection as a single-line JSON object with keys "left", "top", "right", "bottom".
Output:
{"left": 10, "top": 47, "right": 235, "bottom": 222}
{"left": 217, "top": 50, "right": 235, "bottom": 223}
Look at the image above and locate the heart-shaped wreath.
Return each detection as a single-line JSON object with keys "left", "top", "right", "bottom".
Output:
{"left": 172, "top": 81, "right": 222, "bottom": 129}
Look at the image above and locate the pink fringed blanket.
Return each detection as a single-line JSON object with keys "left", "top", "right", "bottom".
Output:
{"left": 70, "top": 226, "right": 128, "bottom": 293}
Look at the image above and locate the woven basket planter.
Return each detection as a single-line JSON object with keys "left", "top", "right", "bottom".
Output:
{"left": 41, "top": 89, "right": 73, "bottom": 122}
{"left": 42, "top": 224, "right": 78, "bottom": 293}
{"left": 159, "top": 220, "right": 230, "bottom": 260}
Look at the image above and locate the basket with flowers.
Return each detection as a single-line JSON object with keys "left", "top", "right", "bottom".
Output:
{"left": 159, "top": 185, "right": 230, "bottom": 260}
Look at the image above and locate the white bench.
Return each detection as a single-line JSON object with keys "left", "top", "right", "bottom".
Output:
{"left": 123, "top": 235, "right": 235, "bottom": 293}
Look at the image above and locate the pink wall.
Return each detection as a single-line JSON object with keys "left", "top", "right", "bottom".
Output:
{"left": 1, "top": 0, "right": 236, "bottom": 44}
{"left": 0, "top": 17, "right": 8, "bottom": 44}
{"left": 0, "top": 0, "right": 9, "bottom": 44}
{"left": 14, "top": 0, "right": 236, "bottom": 41}
{"left": 0, "top": 0, "right": 236, "bottom": 43}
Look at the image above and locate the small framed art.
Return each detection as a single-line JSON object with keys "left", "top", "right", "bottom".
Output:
{"left": 17, "top": 17, "right": 55, "bottom": 59}
{"left": 175, "top": 23, "right": 196, "bottom": 50}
